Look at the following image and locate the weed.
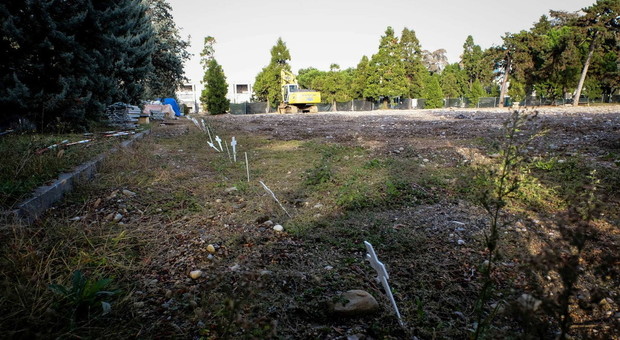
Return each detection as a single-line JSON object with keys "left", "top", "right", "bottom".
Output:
{"left": 49, "top": 270, "right": 119, "bottom": 325}
{"left": 472, "top": 110, "right": 538, "bottom": 339}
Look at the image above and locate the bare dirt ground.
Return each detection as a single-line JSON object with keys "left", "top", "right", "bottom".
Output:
{"left": 3, "top": 106, "right": 619, "bottom": 339}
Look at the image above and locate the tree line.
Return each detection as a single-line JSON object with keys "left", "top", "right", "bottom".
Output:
{"left": 249, "top": 0, "right": 618, "bottom": 110}
{"left": 0, "top": 0, "right": 190, "bottom": 131}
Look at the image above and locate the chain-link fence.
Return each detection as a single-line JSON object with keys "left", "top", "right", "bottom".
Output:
{"left": 229, "top": 94, "right": 620, "bottom": 114}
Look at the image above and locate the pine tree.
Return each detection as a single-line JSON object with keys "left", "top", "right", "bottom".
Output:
{"left": 351, "top": 56, "right": 370, "bottom": 100}
{"left": 400, "top": 28, "right": 426, "bottom": 98}
{"left": 423, "top": 73, "right": 444, "bottom": 109}
{"left": 467, "top": 79, "right": 486, "bottom": 107}
{"left": 201, "top": 59, "right": 229, "bottom": 114}
{"left": 364, "top": 27, "right": 408, "bottom": 106}
{"left": 144, "top": 0, "right": 190, "bottom": 99}
{"left": 440, "top": 63, "right": 467, "bottom": 98}
{"left": 253, "top": 38, "right": 291, "bottom": 108}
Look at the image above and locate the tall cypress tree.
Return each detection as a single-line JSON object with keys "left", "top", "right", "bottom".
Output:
{"left": 253, "top": 38, "right": 291, "bottom": 108}
{"left": 201, "top": 58, "right": 229, "bottom": 114}
{"left": 364, "top": 27, "right": 408, "bottom": 106}
{"left": 400, "top": 28, "right": 426, "bottom": 98}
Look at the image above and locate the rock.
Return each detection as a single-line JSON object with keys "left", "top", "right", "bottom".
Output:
{"left": 189, "top": 270, "right": 202, "bottom": 279}
{"left": 457, "top": 239, "right": 465, "bottom": 245}
{"left": 331, "top": 290, "right": 379, "bottom": 316}
{"left": 113, "top": 213, "right": 123, "bottom": 222}
{"left": 215, "top": 199, "right": 222, "bottom": 203}
{"left": 273, "top": 224, "right": 284, "bottom": 232}
{"left": 517, "top": 293, "right": 542, "bottom": 311}
{"left": 206, "top": 244, "right": 216, "bottom": 253}
{"left": 325, "top": 265, "right": 334, "bottom": 270}
{"left": 263, "top": 220, "right": 274, "bottom": 227}
{"left": 313, "top": 203, "right": 324, "bottom": 209}
{"left": 122, "top": 189, "right": 136, "bottom": 197}
{"left": 422, "top": 158, "right": 429, "bottom": 163}
{"left": 230, "top": 264, "right": 240, "bottom": 271}
{"left": 224, "top": 186, "right": 238, "bottom": 193}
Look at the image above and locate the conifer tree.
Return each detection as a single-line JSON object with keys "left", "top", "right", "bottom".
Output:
{"left": 467, "top": 79, "right": 486, "bottom": 107}
{"left": 351, "top": 56, "right": 370, "bottom": 100}
{"left": 253, "top": 38, "right": 291, "bottom": 108}
{"left": 201, "top": 58, "right": 229, "bottom": 114}
{"left": 400, "top": 28, "right": 426, "bottom": 98}
{"left": 364, "top": 27, "right": 408, "bottom": 106}
{"left": 423, "top": 73, "right": 444, "bottom": 109}
{"left": 144, "top": 0, "right": 190, "bottom": 99}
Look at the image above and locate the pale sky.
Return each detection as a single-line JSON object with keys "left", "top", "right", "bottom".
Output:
{"left": 167, "top": 0, "right": 595, "bottom": 90}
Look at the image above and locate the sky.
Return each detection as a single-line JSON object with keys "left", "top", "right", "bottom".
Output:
{"left": 166, "top": 0, "right": 595, "bottom": 90}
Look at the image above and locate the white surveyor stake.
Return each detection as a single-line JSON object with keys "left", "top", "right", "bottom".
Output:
{"left": 231, "top": 137, "right": 237, "bottom": 162}
{"left": 364, "top": 241, "right": 404, "bottom": 327}
{"left": 215, "top": 135, "right": 223, "bottom": 152}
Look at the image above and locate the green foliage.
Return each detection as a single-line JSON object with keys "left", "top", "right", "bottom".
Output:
{"left": 467, "top": 79, "right": 486, "bottom": 107}
{"left": 351, "top": 56, "right": 371, "bottom": 99}
{"left": 144, "top": 0, "right": 191, "bottom": 99}
{"left": 364, "top": 27, "right": 409, "bottom": 102}
{"left": 461, "top": 35, "right": 489, "bottom": 85}
{"left": 508, "top": 80, "right": 526, "bottom": 102}
{"left": 253, "top": 38, "right": 291, "bottom": 107}
{"left": 440, "top": 63, "right": 467, "bottom": 98}
{"left": 423, "top": 73, "right": 444, "bottom": 108}
{"left": 201, "top": 58, "right": 230, "bottom": 114}
{"left": 400, "top": 28, "right": 426, "bottom": 98}
{"left": 49, "top": 270, "right": 119, "bottom": 323}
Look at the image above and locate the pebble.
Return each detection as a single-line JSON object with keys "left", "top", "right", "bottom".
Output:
{"left": 331, "top": 290, "right": 379, "bottom": 316}
{"left": 273, "top": 224, "right": 284, "bottom": 232}
{"left": 113, "top": 213, "right": 123, "bottom": 222}
{"left": 189, "top": 270, "right": 202, "bottom": 279}
{"left": 264, "top": 220, "right": 274, "bottom": 227}
{"left": 206, "top": 244, "right": 216, "bottom": 253}
{"left": 69, "top": 216, "right": 82, "bottom": 221}
{"left": 457, "top": 239, "right": 465, "bottom": 245}
{"left": 215, "top": 199, "right": 222, "bottom": 203}
{"left": 224, "top": 186, "right": 238, "bottom": 193}
{"left": 122, "top": 189, "right": 136, "bottom": 197}
{"left": 230, "top": 264, "right": 240, "bottom": 271}
{"left": 313, "top": 203, "right": 323, "bottom": 209}
{"left": 325, "top": 265, "right": 334, "bottom": 270}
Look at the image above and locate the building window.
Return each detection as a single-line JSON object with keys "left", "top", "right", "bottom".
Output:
{"left": 236, "top": 84, "right": 249, "bottom": 94}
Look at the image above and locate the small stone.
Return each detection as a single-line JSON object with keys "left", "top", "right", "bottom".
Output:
{"left": 165, "top": 289, "right": 172, "bottom": 298}
{"left": 260, "top": 270, "right": 273, "bottom": 276}
{"left": 206, "top": 244, "right": 216, "bottom": 253}
{"left": 517, "top": 293, "right": 542, "bottom": 311}
{"left": 331, "top": 290, "right": 379, "bottom": 316}
{"left": 113, "top": 213, "right": 123, "bottom": 222}
{"left": 207, "top": 254, "right": 214, "bottom": 260}
{"left": 189, "top": 270, "right": 202, "bottom": 279}
{"left": 93, "top": 198, "right": 102, "bottom": 208}
{"left": 422, "top": 158, "right": 429, "bottom": 163}
{"left": 215, "top": 199, "right": 222, "bottom": 203}
{"left": 325, "top": 265, "right": 334, "bottom": 270}
{"left": 457, "top": 239, "right": 465, "bottom": 245}
{"left": 230, "top": 264, "right": 240, "bottom": 271}
{"left": 263, "top": 220, "right": 274, "bottom": 227}
{"left": 273, "top": 224, "right": 284, "bottom": 232}
{"left": 69, "top": 216, "right": 81, "bottom": 221}
{"left": 224, "top": 186, "right": 238, "bottom": 193}
{"left": 122, "top": 189, "right": 136, "bottom": 197}
{"left": 156, "top": 208, "right": 162, "bottom": 212}
{"left": 313, "top": 203, "right": 323, "bottom": 209}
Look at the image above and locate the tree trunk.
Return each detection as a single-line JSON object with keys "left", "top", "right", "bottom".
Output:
{"left": 573, "top": 32, "right": 597, "bottom": 107}
{"left": 498, "top": 55, "right": 511, "bottom": 108}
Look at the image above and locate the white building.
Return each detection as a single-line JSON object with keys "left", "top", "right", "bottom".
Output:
{"left": 228, "top": 82, "right": 253, "bottom": 104}
{"left": 176, "top": 83, "right": 199, "bottom": 113}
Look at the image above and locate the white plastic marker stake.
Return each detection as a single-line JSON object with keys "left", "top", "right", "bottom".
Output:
{"left": 215, "top": 135, "right": 223, "bottom": 152}
{"left": 245, "top": 152, "right": 250, "bottom": 182}
{"left": 259, "top": 181, "right": 291, "bottom": 218}
{"left": 200, "top": 119, "right": 207, "bottom": 132}
{"left": 364, "top": 241, "right": 404, "bottom": 327}
{"left": 224, "top": 140, "right": 232, "bottom": 162}
{"left": 231, "top": 137, "right": 237, "bottom": 162}
{"left": 205, "top": 124, "right": 214, "bottom": 144}
{"left": 207, "top": 141, "right": 219, "bottom": 152}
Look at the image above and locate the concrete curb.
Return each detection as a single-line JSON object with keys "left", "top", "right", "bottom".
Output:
{"left": 6, "top": 129, "right": 151, "bottom": 225}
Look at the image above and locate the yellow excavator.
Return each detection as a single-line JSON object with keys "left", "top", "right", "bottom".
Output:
{"left": 278, "top": 69, "right": 321, "bottom": 113}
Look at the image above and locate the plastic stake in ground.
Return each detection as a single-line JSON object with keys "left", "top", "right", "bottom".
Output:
{"left": 245, "top": 152, "right": 250, "bottom": 182}
{"left": 207, "top": 141, "right": 219, "bottom": 152}
{"left": 231, "top": 137, "right": 237, "bottom": 162}
{"left": 200, "top": 119, "right": 207, "bottom": 133}
{"left": 224, "top": 140, "right": 232, "bottom": 162}
{"left": 259, "top": 181, "right": 291, "bottom": 218}
{"left": 364, "top": 241, "right": 404, "bottom": 327}
{"left": 215, "top": 135, "right": 223, "bottom": 152}
{"left": 205, "top": 122, "right": 214, "bottom": 144}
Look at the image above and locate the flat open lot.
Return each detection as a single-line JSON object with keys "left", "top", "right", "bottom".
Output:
{"left": 2, "top": 106, "right": 619, "bottom": 339}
